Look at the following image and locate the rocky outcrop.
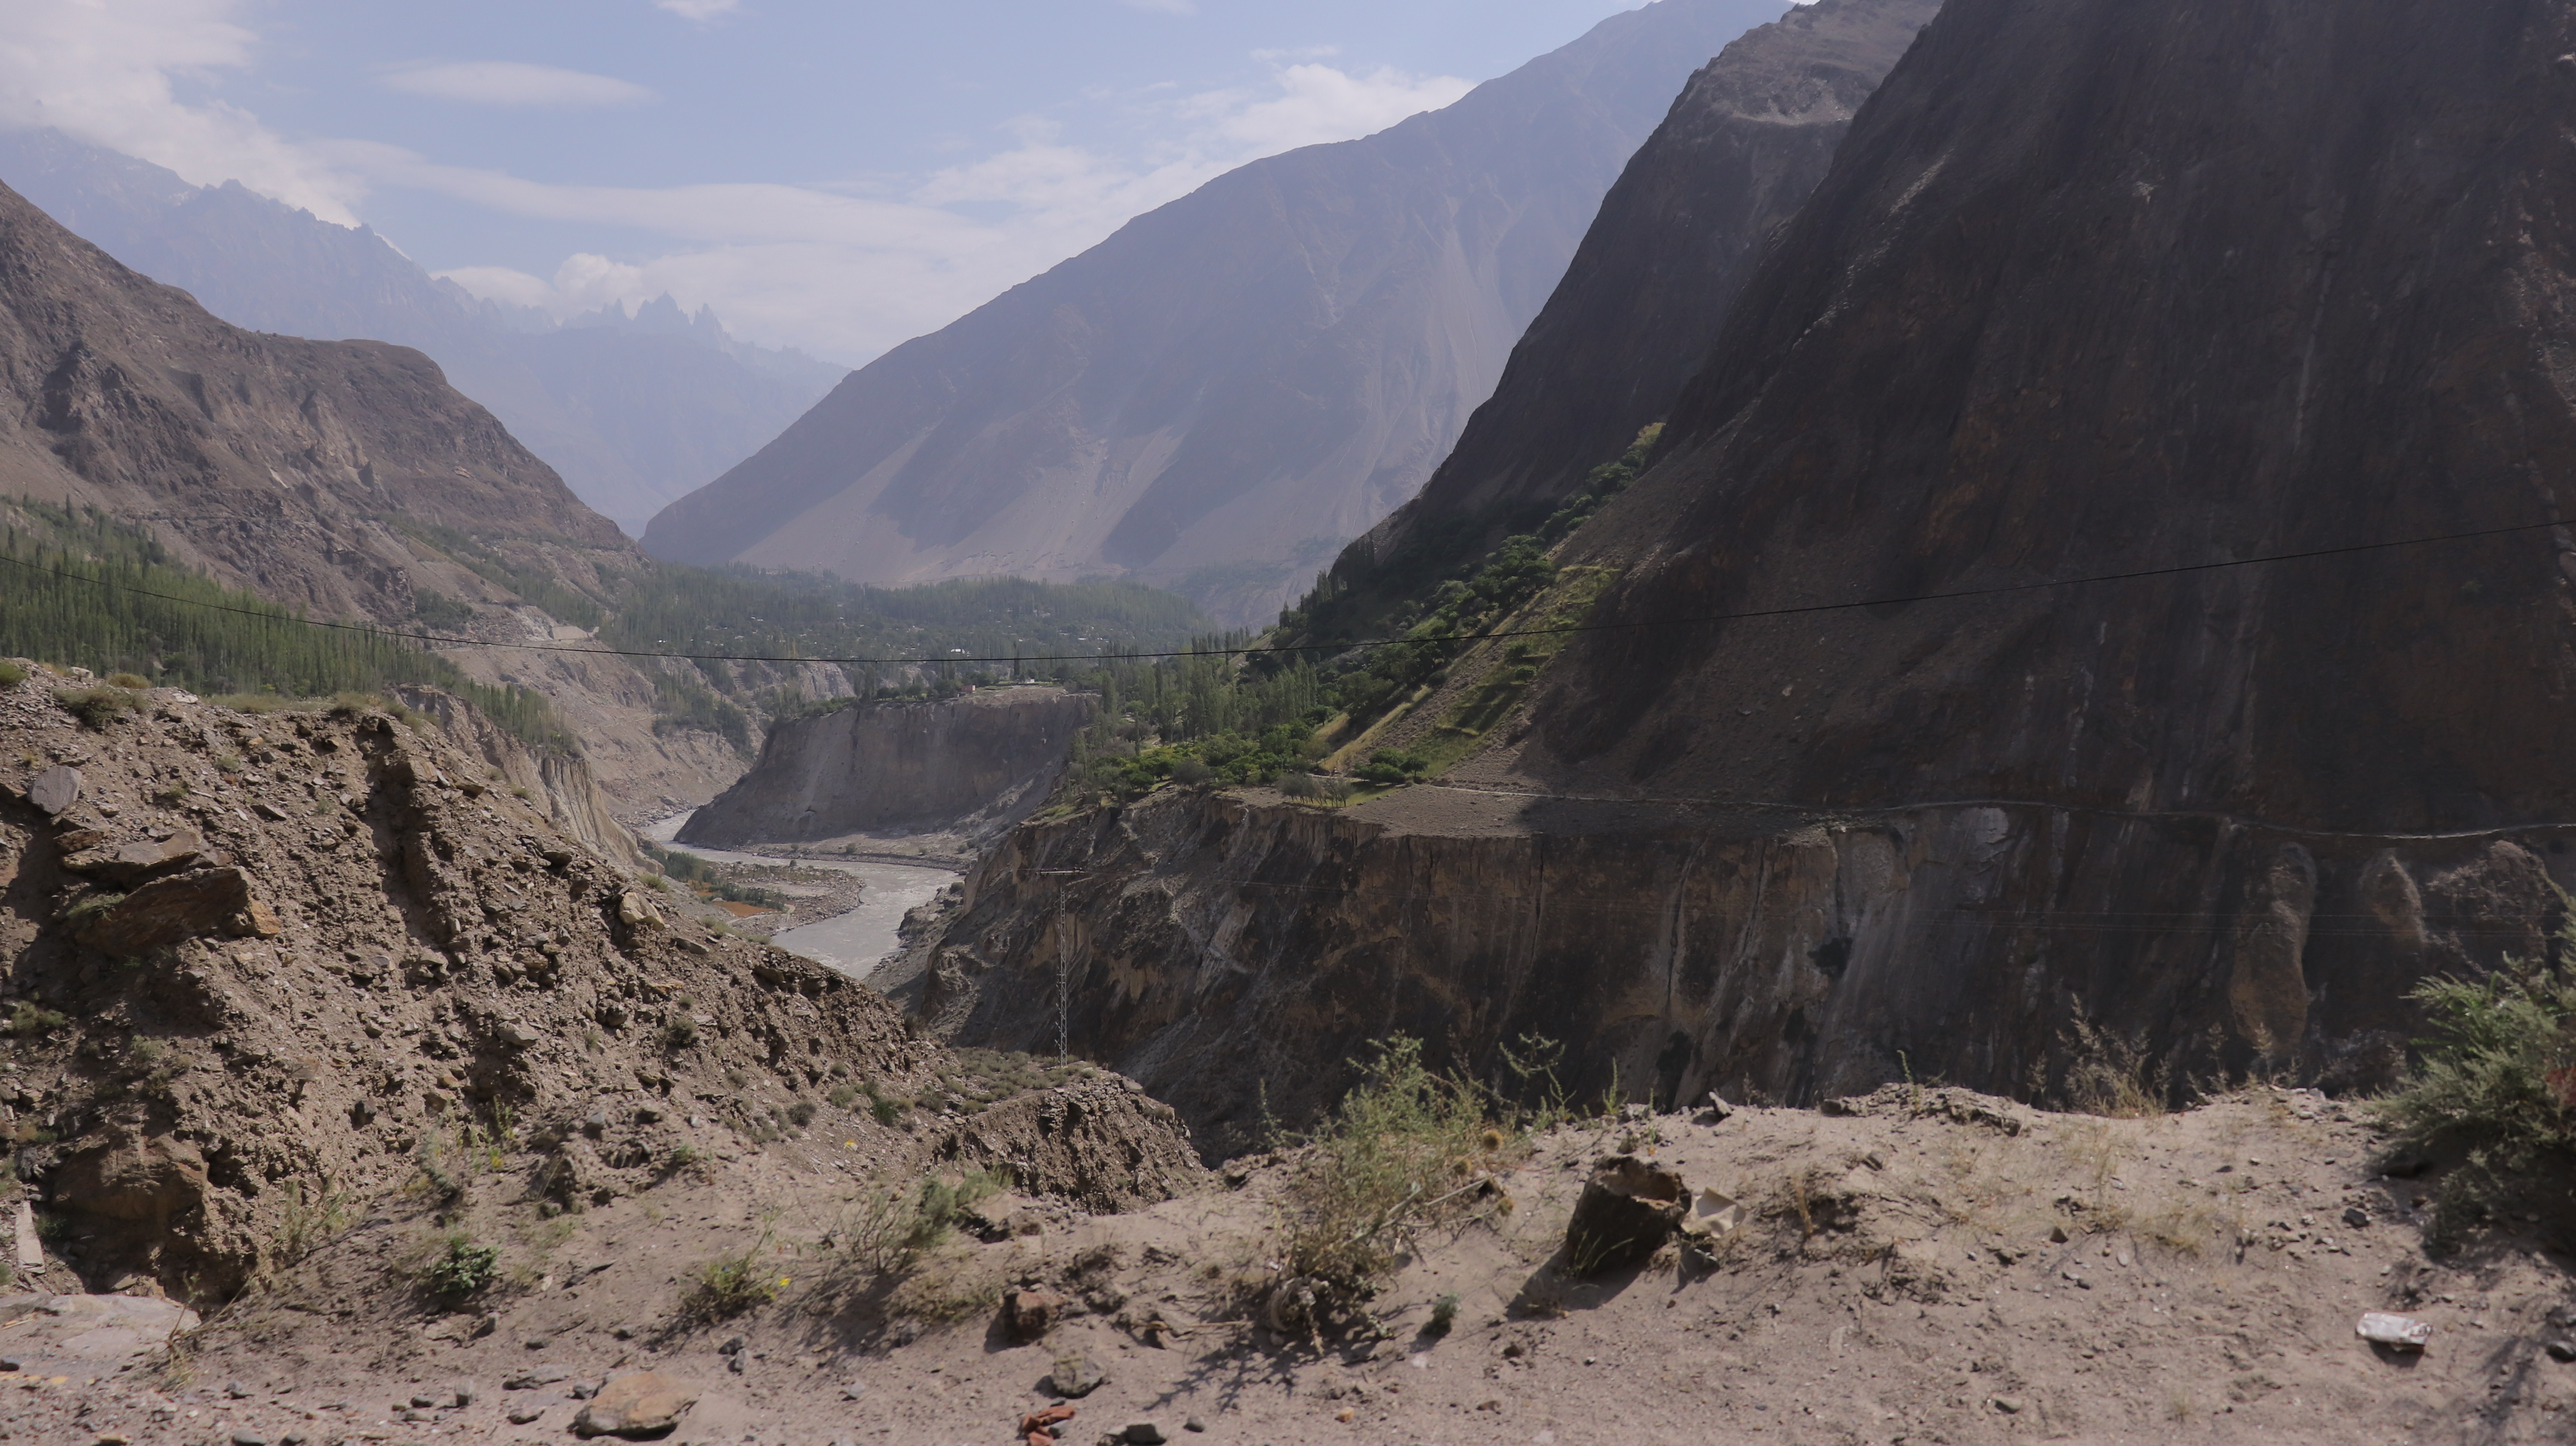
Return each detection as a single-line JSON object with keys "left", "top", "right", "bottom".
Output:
{"left": 933, "top": 788, "right": 2568, "bottom": 1155}
{"left": 0, "top": 663, "right": 1195, "bottom": 1299}
{"left": 1338, "top": 0, "right": 1937, "bottom": 588}
{"left": 680, "top": 687, "right": 1094, "bottom": 847}
{"left": 642, "top": 0, "right": 1788, "bottom": 623}
{"left": 391, "top": 684, "right": 641, "bottom": 866}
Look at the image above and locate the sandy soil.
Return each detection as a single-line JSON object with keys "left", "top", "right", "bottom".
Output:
{"left": 6, "top": 1083, "right": 2567, "bottom": 1446}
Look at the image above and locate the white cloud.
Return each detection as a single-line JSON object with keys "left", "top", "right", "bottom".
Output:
{"left": 381, "top": 61, "right": 656, "bottom": 109}
{"left": 655, "top": 0, "right": 743, "bottom": 19}
{"left": 1183, "top": 62, "right": 1471, "bottom": 154}
{"left": 0, "top": 0, "right": 360, "bottom": 222}
{"left": 416, "top": 55, "right": 1473, "bottom": 360}
{"left": 0, "top": 0, "right": 1477, "bottom": 364}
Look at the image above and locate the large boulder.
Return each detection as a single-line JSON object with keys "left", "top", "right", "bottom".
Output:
{"left": 1563, "top": 1154, "right": 1687, "bottom": 1276}
{"left": 70, "top": 867, "right": 263, "bottom": 954}
{"left": 572, "top": 1372, "right": 696, "bottom": 1437}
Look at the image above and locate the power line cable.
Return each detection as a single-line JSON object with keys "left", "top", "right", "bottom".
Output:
{"left": 4, "top": 510, "right": 2571, "bottom": 668}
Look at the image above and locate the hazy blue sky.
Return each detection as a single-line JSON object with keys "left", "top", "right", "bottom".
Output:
{"left": 0, "top": 0, "right": 1786, "bottom": 361}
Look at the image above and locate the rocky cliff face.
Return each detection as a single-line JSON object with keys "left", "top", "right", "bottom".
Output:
{"left": 682, "top": 687, "right": 1095, "bottom": 848}
{"left": 1340, "top": 0, "right": 1936, "bottom": 584}
{"left": 0, "top": 668, "right": 1194, "bottom": 1298}
{"left": 929, "top": 787, "right": 2566, "bottom": 1154}
{"left": 643, "top": 0, "right": 1788, "bottom": 623}
{"left": 939, "top": 0, "right": 2576, "bottom": 1139}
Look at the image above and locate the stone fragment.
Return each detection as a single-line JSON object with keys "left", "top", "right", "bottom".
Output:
{"left": 504, "top": 1364, "right": 572, "bottom": 1390}
{"left": 507, "top": 1408, "right": 545, "bottom": 1425}
{"left": 2342, "top": 1206, "right": 2370, "bottom": 1228}
{"left": 27, "top": 766, "right": 82, "bottom": 816}
{"left": 571, "top": 1372, "right": 696, "bottom": 1437}
{"left": 1563, "top": 1155, "right": 1687, "bottom": 1276}
{"left": 2357, "top": 1312, "right": 2433, "bottom": 1350}
{"left": 1185, "top": 1419, "right": 1206, "bottom": 1434}
{"left": 1124, "top": 1423, "right": 1167, "bottom": 1444}
{"left": 1677, "top": 1187, "right": 1744, "bottom": 1240}
{"left": 1991, "top": 1395, "right": 2023, "bottom": 1414}
{"left": 71, "top": 867, "right": 258, "bottom": 954}
{"left": 617, "top": 891, "right": 664, "bottom": 930}
{"left": 1005, "top": 1289, "right": 1063, "bottom": 1342}
{"left": 63, "top": 832, "right": 206, "bottom": 885}
{"left": 1019, "top": 1402, "right": 1076, "bottom": 1445}
{"left": 1693, "top": 1092, "right": 1735, "bottom": 1124}
{"left": 1046, "top": 1351, "right": 1106, "bottom": 1397}
{"left": 2545, "top": 1339, "right": 2576, "bottom": 1363}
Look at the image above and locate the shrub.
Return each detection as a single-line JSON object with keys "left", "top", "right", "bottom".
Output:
{"left": 55, "top": 685, "right": 140, "bottom": 728}
{"left": 680, "top": 1236, "right": 784, "bottom": 1322}
{"left": 1355, "top": 749, "right": 1431, "bottom": 787}
{"left": 1170, "top": 756, "right": 1215, "bottom": 788}
{"left": 423, "top": 1234, "right": 501, "bottom": 1301}
{"left": 1276, "top": 1037, "right": 1516, "bottom": 1320}
{"left": 862, "top": 1081, "right": 904, "bottom": 1127}
{"left": 2375, "top": 942, "right": 2576, "bottom": 1246}
{"left": 656, "top": 1017, "right": 699, "bottom": 1051}
{"left": 826, "top": 1084, "right": 859, "bottom": 1110}
{"left": 104, "top": 671, "right": 150, "bottom": 689}
{"left": 0, "top": 661, "right": 24, "bottom": 688}
{"left": 3, "top": 1001, "right": 67, "bottom": 1037}
{"left": 839, "top": 1170, "right": 1002, "bottom": 1276}
{"left": 787, "top": 1100, "right": 817, "bottom": 1127}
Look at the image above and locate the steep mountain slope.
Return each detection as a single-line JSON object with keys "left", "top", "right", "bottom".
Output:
{"left": 0, "top": 176, "right": 758, "bottom": 815}
{"left": 928, "top": 0, "right": 2576, "bottom": 1144}
{"left": 644, "top": 0, "right": 1789, "bottom": 623}
{"left": 1332, "top": 0, "right": 1938, "bottom": 591}
{"left": 0, "top": 177, "right": 627, "bottom": 622}
{"left": 0, "top": 129, "right": 845, "bottom": 534}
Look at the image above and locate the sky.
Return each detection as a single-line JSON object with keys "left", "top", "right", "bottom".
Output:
{"left": 0, "top": 0, "right": 1708, "bottom": 364}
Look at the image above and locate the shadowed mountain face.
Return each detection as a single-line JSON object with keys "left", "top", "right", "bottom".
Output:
{"left": 0, "top": 177, "right": 632, "bottom": 624}
{"left": 0, "top": 129, "right": 846, "bottom": 535}
{"left": 1529, "top": 0, "right": 2576, "bottom": 835}
{"left": 1339, "top": 0, "right": 1939, "bottom": 582}
{"left": 931, "top": 0, "right": 2576, "bottom": 1140}
{"left": 643, "top": 0, "right": 1789, "bottom": 624}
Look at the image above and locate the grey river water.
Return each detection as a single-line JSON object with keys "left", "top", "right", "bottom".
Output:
{"left": 641, "top": 811, "right": 956, "bottom": 981}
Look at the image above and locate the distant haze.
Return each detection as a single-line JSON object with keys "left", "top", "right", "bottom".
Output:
{"left": 644, "top": 0, "right": 1789, "bottom": 625}
{"left": 0, "top": 128, "right": 845, "bottom": 535}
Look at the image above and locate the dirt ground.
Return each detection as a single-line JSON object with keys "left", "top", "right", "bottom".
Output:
{"left": 5, "top": 1082, "right": 2568, "bottom": 1446}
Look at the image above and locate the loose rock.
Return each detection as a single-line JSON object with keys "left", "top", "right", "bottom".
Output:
{"left": 571, "top": 1372, "right": 696, "bottom": 1437}
{"left": 1047, "top": 1351, "right": 1107, "bottom": 1398}
{"left": 1563, "top": 1155, "right": 1687, "bottom": 1275}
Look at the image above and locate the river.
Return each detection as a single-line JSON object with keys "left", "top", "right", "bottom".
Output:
{"left": 641, "top": 811, "right": 957, "bottom": 982}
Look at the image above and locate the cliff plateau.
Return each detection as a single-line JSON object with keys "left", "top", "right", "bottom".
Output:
{"left": 680, "top": 687, "right": 1096, "bottom": 848}
{"left": 931, "top": 0, "right": 2576, "bottom": 1143}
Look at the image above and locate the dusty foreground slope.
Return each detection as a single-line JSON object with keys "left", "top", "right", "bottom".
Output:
{"left": 0, "top": 660, "right": 1202, "bottom": 1424}
{"left": 1, "top": 1081, "right": 2567, "bottom": 1443}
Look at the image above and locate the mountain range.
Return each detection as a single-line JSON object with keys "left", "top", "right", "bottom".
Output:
{"left": 0, "top": 128, "right": 846, "bottom": 535}
{"left": 644, "top": 0, "right": 1792, "bottom": 624}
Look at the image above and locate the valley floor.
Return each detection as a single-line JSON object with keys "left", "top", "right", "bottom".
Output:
{"left": 5, "top": 1085, "right": 2567, "bottom": 1446}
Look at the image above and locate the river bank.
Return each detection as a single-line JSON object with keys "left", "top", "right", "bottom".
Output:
{"left": 641, "top": 810, "right": 959, "bottom": 981}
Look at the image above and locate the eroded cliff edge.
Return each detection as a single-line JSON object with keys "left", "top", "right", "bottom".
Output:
{"left": 680, "top": 686, "right": 1094, "bottom": 848}
{"left": 929, "top": 786, "right": 2568, "bottom": 1157}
